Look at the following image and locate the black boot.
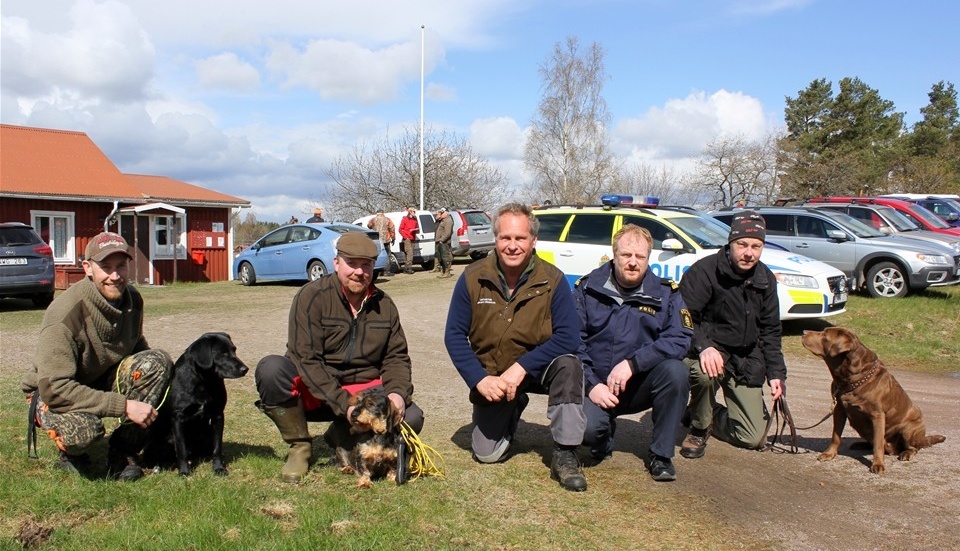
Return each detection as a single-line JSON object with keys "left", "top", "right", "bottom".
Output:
{"left": 107, "top": 426, "right": 147, "bottom": 482}
{"left": 550, "top": 445, "right": 587, "bottom": 492}
{"left": 57, "top": 451, "right": 91, "bottom": 475}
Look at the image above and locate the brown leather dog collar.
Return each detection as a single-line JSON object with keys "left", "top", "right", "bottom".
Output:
{"left": 838, "top": 359, "right": 881, "bottom": 395}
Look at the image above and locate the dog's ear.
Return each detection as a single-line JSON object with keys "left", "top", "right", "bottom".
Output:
{"left": 188, "top": 335, "right": 216, "bottom": 369}
{"left": 348, "top": 392, "right": 363, "bottom": 408}
{"left": 825, "top": 328, "right": 858, "bottom": 358}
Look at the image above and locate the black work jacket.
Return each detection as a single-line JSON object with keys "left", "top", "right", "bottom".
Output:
{"left": 678, "top": 246, "right": 786, "bottom": 386}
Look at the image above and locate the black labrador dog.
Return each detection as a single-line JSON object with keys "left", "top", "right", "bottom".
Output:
{"left": 143, "top": 332, "right": 248, "bottom": 476}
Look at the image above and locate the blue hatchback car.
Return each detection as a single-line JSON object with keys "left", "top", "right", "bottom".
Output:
{"left": 234, "top": 223, "right": 388, "bottom": 285}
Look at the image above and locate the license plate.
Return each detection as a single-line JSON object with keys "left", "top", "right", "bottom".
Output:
{"left": 832, "top": 292, "right": 847, "bottom": 305}
{"left": 0, "top": 258, "right": 27, "bottom": 265}
{"left": 475, "top": 229, "right": 488, "bottom": 235}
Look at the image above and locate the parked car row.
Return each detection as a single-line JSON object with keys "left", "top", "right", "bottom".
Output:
{"left": 531, "top": 197, "right": 849, "bottom": 321}
{"left": 713, "top": 204, "right": 960, "bottom": 299}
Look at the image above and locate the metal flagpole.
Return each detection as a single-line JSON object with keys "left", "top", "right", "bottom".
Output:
{"left": 419, "top": 24, "right": 425, "bottom": 211}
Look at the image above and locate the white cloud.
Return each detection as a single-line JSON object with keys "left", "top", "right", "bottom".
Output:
{"left": 265, "top": 37, "right": 444, "bottom": 104}
{"left": 426, "top": 82, "right": 457, "bottom": 102}
{"left": 469, "top": 117, "right": 525, "bottom": 160}
{"left": 195, "top": 53, "right": 261, "bottom": 92}
{"left": 0, "top": 0, "right": 154, "bottom": 103}
{"left": 613, "top": 89, "right": 769, "bottom": 163}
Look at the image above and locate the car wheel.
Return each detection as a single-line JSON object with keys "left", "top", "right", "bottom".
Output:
{"left": 421, "top": 259, "right": 435, "bottom": 271}
{"left": 865, "top": 261, "right": 908, "bottom": 298}
{"left": 32, "top": 292, "right": 54, "bottom": 308}
{"left": 239, "top": 262, "right": 257, "bottom": 286}
{"left": 389, "top": 253, "right": 401, "bottom": 274}
{"left": 308, "top": 260, "right": 327, "bottom": 281}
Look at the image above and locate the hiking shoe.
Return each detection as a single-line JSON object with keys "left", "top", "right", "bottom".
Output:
{"left": 551, "top": 448, "right": 587, "bottom": 492}
{"left": 648, "top": 455, "right": 677, "bottom": 482}
{"left": 116, "top": 464, "right": 144, "bottom": 482}
{"left": 680, "top": 428, "right": 710, "bottom": 459}
{"left": 403, "top": 269, "right": 415, "bottom": 274}
{"left": 108, "top": 455, "right": 145, "bottom": 482}
{"left": 57, "top": 451, "right": 91, "bottom": 475}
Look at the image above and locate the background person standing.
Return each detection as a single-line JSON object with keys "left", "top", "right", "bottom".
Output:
{"left": 434, "top": 208, "right": 454, "bottom": 278}
{"left": 398, "top": 207, "right": 419, "bottom": 274}
{"left": 367, "top": 208, "right": 396, "bottom": 276}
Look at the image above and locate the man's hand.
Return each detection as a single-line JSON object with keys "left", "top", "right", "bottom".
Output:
{"left": 605, "top": 359, "right": 633, "bottom": 397}
{"left": 125, "top": 399, "right": 157, "bottom": 428}
{"left": 475, "top": 375, "right": 508, "bottom": 402}
{"left": 588, "top": 384, "right": 619, "bottom": 409}
{"left": 699, "top": 347, "right": 725, "bottom": 378}
{"left": 769, "top": 379, "right": 783, "bottom": 401}
{"left": 387, "top": 392, "right": 406, "bottom": 420}
{"left": 499, "top": 363, "right": 527, "bottom": 402}
{"left": 475, "top": 363, "right": 527, "bottom": 402}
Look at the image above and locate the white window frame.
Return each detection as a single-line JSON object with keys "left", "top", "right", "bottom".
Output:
{"left": 30, "top": 210, "right": 76, "bottom": 265}
{"left": 151, "top": 214, "right": 187, "bottom": 260}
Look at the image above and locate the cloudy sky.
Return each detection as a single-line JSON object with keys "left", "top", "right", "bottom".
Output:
{"left": 2, "top": 0, "right": 957, "bottom": 222}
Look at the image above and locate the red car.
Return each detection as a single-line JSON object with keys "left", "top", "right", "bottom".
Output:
{"left": 803, "top": 196, "right": 960, "bottom": 237}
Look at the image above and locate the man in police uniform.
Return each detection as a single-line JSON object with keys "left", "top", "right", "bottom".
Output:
{"left": 573, "top": 224, "right": 692, "bottom": 481}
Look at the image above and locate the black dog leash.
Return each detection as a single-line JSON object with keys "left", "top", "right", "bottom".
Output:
{"left": 27, "top": 391, "right": 41, "bottom": 459}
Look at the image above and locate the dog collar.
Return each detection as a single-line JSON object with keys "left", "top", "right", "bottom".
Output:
{"left": 839, "top": 359, "right": 881, "bottom": 395}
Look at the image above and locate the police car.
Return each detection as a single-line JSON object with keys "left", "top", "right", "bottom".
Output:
{"left": 532, "top": 195, "right": 849, "bottom": 321}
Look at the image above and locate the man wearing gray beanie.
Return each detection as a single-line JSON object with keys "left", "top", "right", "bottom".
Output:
{"left": 676, "top": 211, "right": 786, "bottom": 459}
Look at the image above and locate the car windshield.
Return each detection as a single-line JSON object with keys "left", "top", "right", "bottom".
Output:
{"left": 905, "top": 204, "right": 952, "bottom": 229}
{"left": 667, "top": 215, "right": 729, "bottom": 248}
{"left": 878, "top": 206, "right": 922, "bottom": 231}
{"left": 819, "top": 210, "right": 886, "bottom": 238}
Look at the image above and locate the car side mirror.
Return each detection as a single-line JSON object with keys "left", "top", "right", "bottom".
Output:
{"left": 661, "top": 238, "right": 684, "bottom": 251}
{"left": 826, "top": 230, "right": 849, "bottom": 241}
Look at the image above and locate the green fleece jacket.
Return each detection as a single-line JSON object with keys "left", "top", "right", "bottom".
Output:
{"left": 21, "top": 278, "right": 148, "bottom": 417}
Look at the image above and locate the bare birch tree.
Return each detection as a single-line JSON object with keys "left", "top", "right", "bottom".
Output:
{"left": 524, "top": 36, "right": 618, "bottom": 204}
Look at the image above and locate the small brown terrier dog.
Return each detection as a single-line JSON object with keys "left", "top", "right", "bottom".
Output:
{"left": 802, "top": 327, "right": 945, "bottom": 474}
{"left": 334, "top": 389, "right": 402, "bottom": 488}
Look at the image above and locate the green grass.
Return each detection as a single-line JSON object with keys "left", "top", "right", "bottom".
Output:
{"left": 782, "top": 285, "right": 960, "bottom": 375}
{"left": 1, "top": 279, "right": 957, "bottom": 549}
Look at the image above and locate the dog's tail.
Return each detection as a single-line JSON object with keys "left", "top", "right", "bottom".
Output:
{"left": 924, "top": 434, "right": 946, "bottom": 448}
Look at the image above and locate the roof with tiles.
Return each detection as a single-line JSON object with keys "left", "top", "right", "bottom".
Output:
{"left": 1, "top": 124, "right": 248, "bottom": 207}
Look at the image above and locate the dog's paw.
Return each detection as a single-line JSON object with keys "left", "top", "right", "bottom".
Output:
{"left": 338, "top": 465, "right": 356, "bottom": 475}
{"left": 178, "top": 465, "right": 193, "bottom": 477}
{"left": 213, "top": 466, "right": 229, "bottom": 477}
{"left": 356, "top": 475, "right": 373, "bottom": 489}
{"left": 817, "top": 451, "right": 837, "bottom": 462}
{"left": 898, "top": 449, "right": 918, "bottom": 462}
{"left": 869, "top": 461, "right": 886, "bottom": 475}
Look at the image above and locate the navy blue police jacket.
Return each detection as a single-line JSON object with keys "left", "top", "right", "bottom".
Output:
{"left": 572, "top": 261, "right": 693, "bottom": 393}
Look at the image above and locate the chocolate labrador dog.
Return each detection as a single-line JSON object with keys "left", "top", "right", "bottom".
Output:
{"left": 801, "top": 327, "right": 945, "bottom": 474}
{"left": 143, "top": 332, "right": 248, "bottom": 476}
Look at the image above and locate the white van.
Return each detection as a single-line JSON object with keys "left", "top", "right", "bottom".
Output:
{"left": 354, "top": 210, "right": 436, "bottom": 270}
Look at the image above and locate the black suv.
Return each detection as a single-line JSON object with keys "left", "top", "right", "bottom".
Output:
{"left": 0, "top": 222, "right": 56, "bottom": 307}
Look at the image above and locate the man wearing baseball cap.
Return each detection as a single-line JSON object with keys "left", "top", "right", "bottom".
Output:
{"left": 254, "top": 231, "right": 424, "bottom": 483}
{"left": 677, "top": 211, "right": 786, "bottom": 459}
{"left": 22, "top": 231, "right": 173, "bottom": 481}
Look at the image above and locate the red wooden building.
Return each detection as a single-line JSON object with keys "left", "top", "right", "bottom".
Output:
{"left": 1, "top": 124, "right": 250, "bottom": 288}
